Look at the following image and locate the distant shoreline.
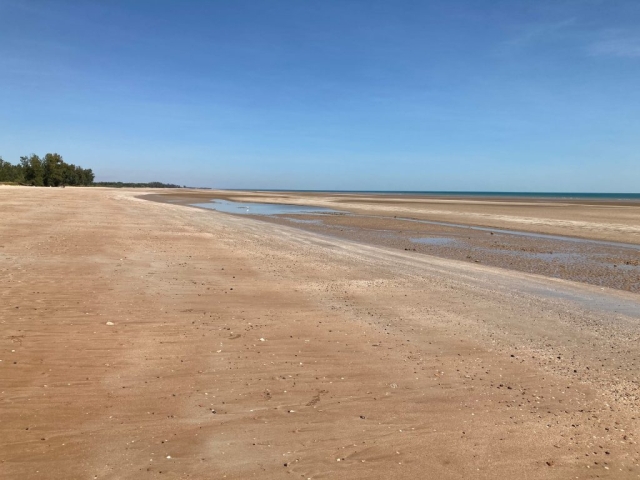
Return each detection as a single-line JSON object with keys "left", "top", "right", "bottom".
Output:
{"left": 225, "top": 189, "right": 640, "bottom": 201}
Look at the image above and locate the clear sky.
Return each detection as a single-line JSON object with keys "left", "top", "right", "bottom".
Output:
{"left": 1, "top": 0, "right": 639, "bottom": 191}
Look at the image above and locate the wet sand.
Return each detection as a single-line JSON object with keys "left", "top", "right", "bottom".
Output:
{"left": 260, "top": 213, "right": 640, "bottom": 293}
{"left": 2, "top": 187, "right": 640, "bottom": 479}
{"left": 149, "top": 191, "right": 640, "bottom": 293}
{"left": 148, "top": 190, "right": 640, "bottom": 244}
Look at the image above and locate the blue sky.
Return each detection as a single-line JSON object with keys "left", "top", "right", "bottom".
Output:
{"left": 1, "top": 0, "right": 639, "bottom": 191}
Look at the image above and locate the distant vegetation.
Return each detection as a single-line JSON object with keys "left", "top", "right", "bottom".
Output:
{"left": 93, "top": 181, "right": 184, "bottom": 188}
{"left": 1, "top": 154, "right": 205, "bottom": 189}
{"left": 0, "top": 154, "right": 94, "bottom": 186}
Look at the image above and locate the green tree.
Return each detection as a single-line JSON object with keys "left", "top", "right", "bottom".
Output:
{"left": 20, "top": 155, "right": 44, "bottom": 186}
{"left": 0, "top": 157, "right": 23, "bottom": 182}
{"left": 43, "top": 153, "right": 65, "bottom": 186}
{"left": 62, "top": 163, "right": 79, "bottom": 186}
{"left": 2, "top": 154, "right": 93, "bottom": 186}
{"left": 82, "top": 168, "right": 95, "bottom": 185}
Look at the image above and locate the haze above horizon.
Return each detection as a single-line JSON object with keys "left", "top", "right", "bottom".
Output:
{"left": 1, "top": 0, "right": 639, "bottom": 192}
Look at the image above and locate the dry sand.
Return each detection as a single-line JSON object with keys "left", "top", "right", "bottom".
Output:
{"left": 1, "top": 186, "right": 640, "bottom": 479}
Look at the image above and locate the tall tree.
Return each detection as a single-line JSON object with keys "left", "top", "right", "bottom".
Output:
{"left": 0, "top": 157, "right": 23, "bottom": 182}
{"left": 20, "top": 155, "right": 44, "bottom": 186}
{"left": 43, "top": 153, "right": 65, "bottom": 187}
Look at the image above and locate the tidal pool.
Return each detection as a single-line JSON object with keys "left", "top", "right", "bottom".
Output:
{"left": 392, "top": 216, "right": 640, "bottom": 251}
{"left": 192, "top": 199, "right": 342, "bottom": 216}
{"left": 411, "top": 237, "right": 459, "bottom": 246}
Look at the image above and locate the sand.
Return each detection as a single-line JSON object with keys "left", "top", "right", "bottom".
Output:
{"left": 149, "top": 190, "right": 640, "bottom": 293}
{"left": 1, "top": 186, "right": 640, "bottom": 479}
{"left": 151, "top": 190, "right": 640, "bottom": 243}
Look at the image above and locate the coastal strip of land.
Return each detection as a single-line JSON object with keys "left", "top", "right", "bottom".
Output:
{"left": 1, "top": 186, "right": 639, "bottom": 479}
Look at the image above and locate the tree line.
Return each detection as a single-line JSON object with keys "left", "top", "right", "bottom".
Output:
{"left": 93, "top": 181, "right": 184, "bottom": 188}
{"left": 0, "top": 154, "right": 95, "bottom": 186}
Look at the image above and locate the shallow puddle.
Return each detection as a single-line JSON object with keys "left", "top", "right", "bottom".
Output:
{"left": 393, "top": 216, "right": 640, "bottom": 251}
{"left": 192, "top": 199, "right": 342, "bottom": 216}
{"left": 522, "top": 251, "right": 585, "bottom": 262}
{"left": 411, "top": 237, "right": 459, "bottom": 246}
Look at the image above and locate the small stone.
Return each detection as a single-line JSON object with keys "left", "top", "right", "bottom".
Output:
{"left": 106, "top": 322, "right": 115, "bottom": 326}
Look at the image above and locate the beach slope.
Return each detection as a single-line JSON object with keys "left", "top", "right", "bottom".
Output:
{"left": 1, "top": 187, "right": 639, "bottom": 479}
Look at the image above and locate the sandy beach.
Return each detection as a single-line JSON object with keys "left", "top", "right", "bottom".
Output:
{"left": 2, "top": 186, "right": 640, "bottom": 479}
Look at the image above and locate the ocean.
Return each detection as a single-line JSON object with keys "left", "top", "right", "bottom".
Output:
{"left": 242, "top": 190, "right": 640, "bottom": 200}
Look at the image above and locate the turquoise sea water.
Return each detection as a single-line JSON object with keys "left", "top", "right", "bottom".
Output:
{"left": 243, "top": 190, "right": 640, "bottom": 200}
